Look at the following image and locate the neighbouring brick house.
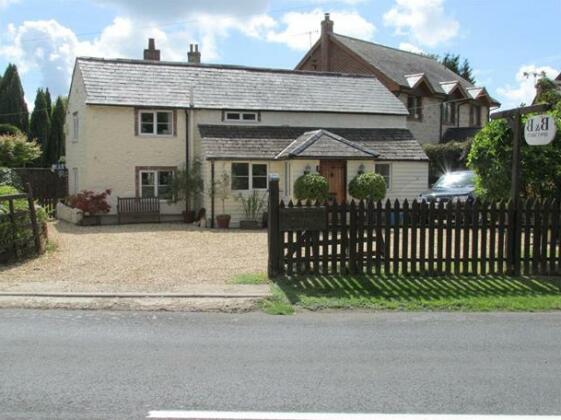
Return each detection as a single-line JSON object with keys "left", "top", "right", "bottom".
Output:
{"left": 65, "top": 40, "right": 429, "bottom": 227}
{"left": 295, "top": 14, "right": 501, "bottom": 144}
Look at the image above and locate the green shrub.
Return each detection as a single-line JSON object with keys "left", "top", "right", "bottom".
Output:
{"left": 0, "top": 124, "right": 22, "bottom": 136}
{"left": 0, "top": 167, "right": 23, "bottom": 189}
{"left": 0, "top": 133, "right": 42, "bottom": 167}
{"left": 0, "top": 185, "right": 47, "bottom": 255}
{"left": 293, "top": 173, "right": 329, "bottom": 202}
{"left": 423, "top": 140, "right": 471, "bottom": 185}
{"left": 348, "top": 172, "right": 386, "bottom": 201}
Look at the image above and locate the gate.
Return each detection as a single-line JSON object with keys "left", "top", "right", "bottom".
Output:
{"left": 267, "top": 178, "right": 561, "bottom": 278}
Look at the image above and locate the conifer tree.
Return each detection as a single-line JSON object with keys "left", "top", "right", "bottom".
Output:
{"left": 47, "top": 96, "right": 66, "bottom": 164}
{"left": 0, "top": 64, "right": 29, "bottom": 133}
{"left": 29, "top": 89, "right": 50, "bottom": 165}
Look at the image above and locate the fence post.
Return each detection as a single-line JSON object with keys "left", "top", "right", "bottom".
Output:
{"left": 268, "top": 176, "right": 281, "bottom": 278}
{"left": 26, "top": 183, "right": 41, "bottom": 254}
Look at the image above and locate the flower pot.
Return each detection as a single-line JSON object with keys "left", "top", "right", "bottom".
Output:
{"left": 81, "top": 214, "right": 101, "bottom": 226}
{"left": 183, "top": 210, "right": 196, "bottom": 223}
{"left": 216, "top": 214, "right": 231, "bottom": 229}
{"left": 240, "top": 220, "right": 261, "bottom": 230}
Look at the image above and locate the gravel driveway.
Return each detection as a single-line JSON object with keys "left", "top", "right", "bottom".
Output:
{"left": 0, "top": 221, "right": 267, "bottom": 293}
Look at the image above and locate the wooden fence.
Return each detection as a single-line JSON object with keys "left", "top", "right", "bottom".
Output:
{"left": 267, "top": 179, "right": 561, "bottom": 278}
{"left": 0, "top": 185, "right": 41, "bottom": 263}
{"left": 13, "top": 168, "right": 68, "bottom": 216}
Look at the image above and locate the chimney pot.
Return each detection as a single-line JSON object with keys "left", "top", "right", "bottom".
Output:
{"left": 143, "top": 38, "right": 160, "bottom": 61}
{"left": 188, "top": 43, "right": 201, "bottom": 64}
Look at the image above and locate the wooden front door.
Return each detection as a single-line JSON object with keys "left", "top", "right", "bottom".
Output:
{"left": 319, "top": 160, "right": 346, "bottom": 203}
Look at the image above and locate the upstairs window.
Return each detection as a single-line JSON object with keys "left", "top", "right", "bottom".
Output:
{"left": 375, "top": 163, "right": 391, "bottom": 190}
{"left": 231, "top": 162, "right": 268, "bottom": 190}
{"left": 72, "top": 112, "right": 79, "bottom": 141}
{"left": 224, "top": 111, "right": 259, "bottom": 123}
{"left": 443, "top": 102, "right": 456, "bottom": 125}
{"left": 139, "top": 110, "right": 173, "bottom": 136}
{"left": 407, "top": 96, "right": 423, "bottom": 121}
{"left": 470, "top": 105, "right": 481, "bottom": 127}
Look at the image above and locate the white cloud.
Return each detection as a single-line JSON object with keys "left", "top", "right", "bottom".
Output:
{"left": 496, "top": 64, "right": 559, "bottom": 108}
{"left": 398, "top": 42, "right": 424, "bottom": 54}
{"left": 0, "top": 0, "right": 19, "bottom": 9}
{"left": 266, "top": 9, "right": 375, "bottom": 51}
{"left": 383, "top": 0, "right": 459, "bottom": 47}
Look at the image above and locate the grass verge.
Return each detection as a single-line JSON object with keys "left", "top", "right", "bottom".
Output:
{"left": 229, "top": 272, "right": 269, "bottom": 285}
{"left": 260, "top": 284, "right": 294, "bottom": 315}
{"left": 272, "top": 274, "right": 561, "bottom": 312}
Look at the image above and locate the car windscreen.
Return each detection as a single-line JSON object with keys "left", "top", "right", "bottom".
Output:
{"left": 433, "top": 172, "right": 475, "bottom": 189}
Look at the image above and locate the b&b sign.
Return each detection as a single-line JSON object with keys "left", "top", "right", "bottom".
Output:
{"left": 525, "top": 114, "right": 557, "bottom": 146}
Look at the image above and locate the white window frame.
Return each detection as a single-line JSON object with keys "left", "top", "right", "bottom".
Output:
{"left": 139, "top": 170, "right": 174, "bottom": 199}
{"left": 374, "top": 163, "right": 392, "bottom": 191}
{"left": 224, "top": 111, "right": 259, "bottom": 123}
{"left": 138, "top": 110, "right": 174, "bottom": 136}
{"left": 72, "top": 112, "right": 79, "bottom": 142}
{"left": 72, "top": 167, "right": 79, "bottom": 194}
{"left": 231, "top": 162, "right": 268, "bottom": 191}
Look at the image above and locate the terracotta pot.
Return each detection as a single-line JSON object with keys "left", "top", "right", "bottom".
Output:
{"left": 216, "top": 214, "right": 231, "bottom": 229}
{"left": 183, "top": 210, "right": 196, "bottom": 223}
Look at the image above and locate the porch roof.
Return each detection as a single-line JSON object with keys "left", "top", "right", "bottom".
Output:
{"left": 199, "top": 125, "right": 428, "bottom": 161}
{"left": 275, "top": 129, "right": 378, "bottom": 159}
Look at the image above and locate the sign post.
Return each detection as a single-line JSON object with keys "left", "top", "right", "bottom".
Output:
{"left": 490, "top": 103, "right": 552, "bottom": 276}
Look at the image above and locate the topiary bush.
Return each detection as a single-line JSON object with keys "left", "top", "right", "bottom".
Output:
{"left": 348, "top": 172, "right": 386, "bottom": 201}
{"left": 293, "top": 173, "right": 329, "bottom": 202}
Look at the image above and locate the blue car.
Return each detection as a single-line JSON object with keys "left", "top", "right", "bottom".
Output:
{"left": 419, "top": 170, "right": 476, "bottom": 203}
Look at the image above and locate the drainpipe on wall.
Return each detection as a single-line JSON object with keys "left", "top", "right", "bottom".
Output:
{"left": 184, "top": 109, "right": 190, "bottom": 214}
{"left": 439, "top": 102, "right": 444, "bottom": 143}
{"left": 210, "top": 160, "right": 215, "bottom": 228}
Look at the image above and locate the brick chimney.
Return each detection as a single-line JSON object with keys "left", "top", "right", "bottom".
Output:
{"left": 143, "top": 38, "right": 160, "bottom": 61}
{"left": 188, "top": 44, "right": 201, "bottom": 64}
{"left": 320, "top": 13, "right": 333, "bottom": 71}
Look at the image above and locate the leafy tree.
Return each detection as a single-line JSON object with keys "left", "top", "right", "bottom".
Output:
{"left": 0, "top": 133, "right": 42, "bottom": 167}
{"left": 29, "top": 89, "right": 50, "bottom": 165}
{"left": 468, "top": 81, "right": 561, "bottom": 201}
{"left": 0, "top": 64, "right": 29, "bottom": 133}
{"left": 47, "top": 96, "right": 66, "bottom": 164}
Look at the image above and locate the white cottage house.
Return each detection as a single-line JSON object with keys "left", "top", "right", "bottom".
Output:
{"left": 65, "top": 41, "right": 428, "bottom": 227}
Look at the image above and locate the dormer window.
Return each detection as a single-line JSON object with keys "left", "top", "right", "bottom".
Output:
{"left": 407, "top": 96, "right": 423, "bottom": 121}
{"left": 224, "top": 111, "right": 259, "bottom": 123}
{"left": 443, "top": 102, "right": 456, "bottom": 125}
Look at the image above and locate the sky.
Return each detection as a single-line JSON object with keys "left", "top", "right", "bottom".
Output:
{"left": 0, "top": 0, "right": 559, "bottom": 111}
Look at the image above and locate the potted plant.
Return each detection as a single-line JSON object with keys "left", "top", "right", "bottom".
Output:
{"left": 168, "top": 160, "right": 204, "bottom": 223}
{"left": 236, "top": 190, "right": 267, "bottom": 229}
{"left": 348, "top": 172, "right": 386, "bottom": 201}
{"left": 67, "top": 189, "right": 111, "bottom": 226}
{"left": 211, "top": 171, "right": 231, "bottom": 228}
{"left": 294, "top": 173, "right": 329, "bottom": 202}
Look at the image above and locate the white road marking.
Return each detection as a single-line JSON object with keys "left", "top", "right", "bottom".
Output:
{"left": 147, "top": 411, "right": 561, "bottom": 420}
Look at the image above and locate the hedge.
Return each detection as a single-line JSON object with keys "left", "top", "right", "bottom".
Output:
{"left": 423, "top": 140, "right": 471, "bottom": 184}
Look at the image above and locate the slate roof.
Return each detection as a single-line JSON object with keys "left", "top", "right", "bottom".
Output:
{"left": 275, "top": 129, "right": 378, "bottom": 159}
{"left": 442, "top": 127, "right": 482, "bottom": 143}
{"left": 75, "top": 57, "right": 408, "bottom": 115}
{"left": 332, "top": 34, "right": 472, "bottom": 95}
{"left": 199, "top": 125, "right": 427, "bottom": 161}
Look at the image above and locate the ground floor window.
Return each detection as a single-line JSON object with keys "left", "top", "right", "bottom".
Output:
{"left": 231, "top": 162, "right": 268, "bottom": 190}
{"left": 374, "top": 163, "right": 391, "bottom": 190}
{"left": 139, "top": 170, "right": 173, "bottom": 199}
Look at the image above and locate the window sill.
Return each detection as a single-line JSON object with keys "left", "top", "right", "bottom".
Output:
{"left": 137, "top": 134, "right": 176, "bottom": 139}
